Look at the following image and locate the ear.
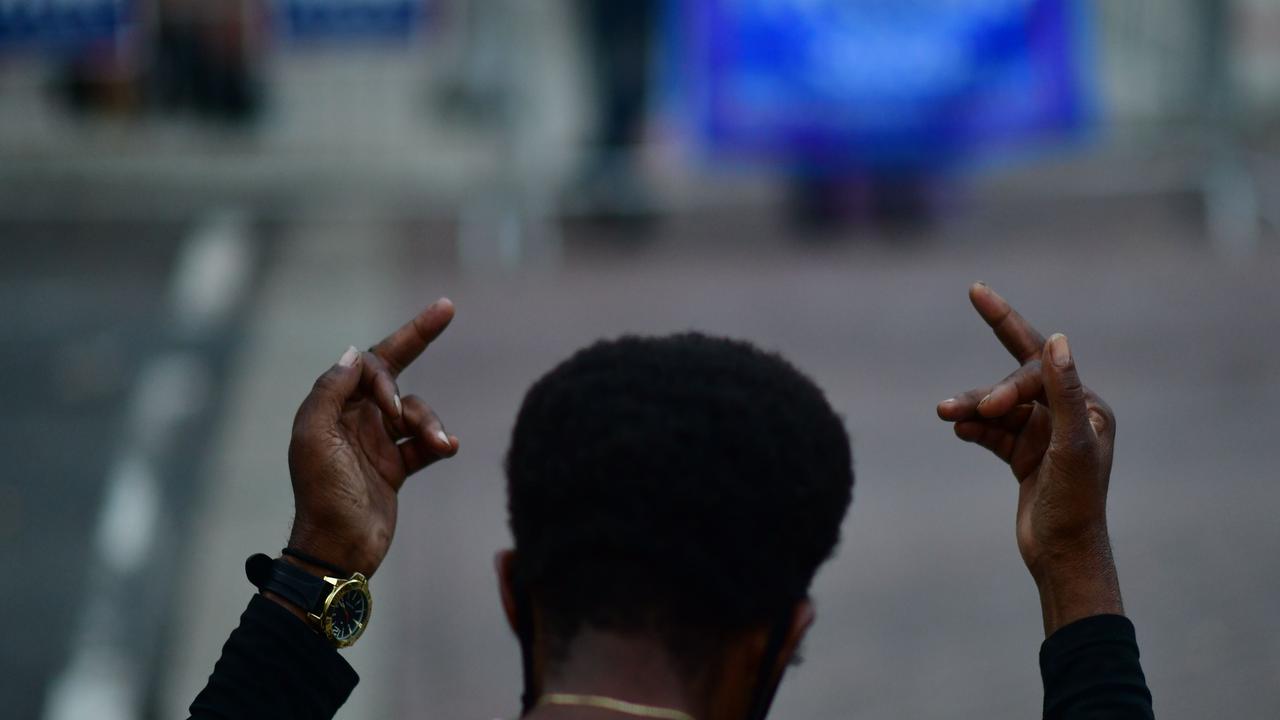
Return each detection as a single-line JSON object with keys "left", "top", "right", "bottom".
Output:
{"left": 494, "top": 549, "right": 519, "bottom": 634}
{"left": 773, "top": 599, "right": 815, "bottom": 675}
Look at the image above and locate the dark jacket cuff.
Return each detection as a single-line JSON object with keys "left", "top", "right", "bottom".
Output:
{"left": 189, "top": 594, "right": 359, "bottom": 719}
{"left": 1040, "top": 614, "right": 1153, "bottom": 720}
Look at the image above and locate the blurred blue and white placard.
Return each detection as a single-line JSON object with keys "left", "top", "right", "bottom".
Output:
{"left": 671, "top": 0, "right": 1094, "bottom": 171}
{"left": 277, "top": 0, "right": 429, "bottom": 40}
{"left": 0, "top": 0, "right": 129, "bottom": 46}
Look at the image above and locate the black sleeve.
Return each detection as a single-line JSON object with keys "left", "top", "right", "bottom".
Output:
{"left": 188, "top": 594, "right": 359, "bottom": 720}
{"left": 1040, "top": 614, "right": 1154, "bottom": 719}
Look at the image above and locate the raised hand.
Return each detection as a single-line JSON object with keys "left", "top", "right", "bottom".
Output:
{"left": 285, "top": 299, "right": 459, "bottom": 578}
{"left": 937, "top": 284, "right": 1122, "bottom": 634}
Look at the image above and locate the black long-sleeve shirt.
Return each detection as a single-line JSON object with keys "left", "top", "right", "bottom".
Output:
{"left": 189, "top": 595, "right": 1153, "bottom": 719}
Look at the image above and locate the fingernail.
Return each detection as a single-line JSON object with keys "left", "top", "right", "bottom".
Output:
{"left": 394, "top": 394, "right": 403, "bottom": 417}
{"left": 338, "top": 346, "right": 359, "bottom": 367}
{"left": 1049, "top": 333, "right": 1070, "bottom": 368}
{"left": 978, "top": 393, "right": 992, "bottom": 408}
{"left": 940, "top": 397, "right": 956, "bottom": 407}
{"left": 436, "top": 430, "right": 451, "bottom": 448}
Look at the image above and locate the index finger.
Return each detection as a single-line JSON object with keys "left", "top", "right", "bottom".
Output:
{"left": 969, "top": 283, "right": 1047, "bottom": 363}
{"left": 370, "top": 297, "right": 455, "bottom": 378}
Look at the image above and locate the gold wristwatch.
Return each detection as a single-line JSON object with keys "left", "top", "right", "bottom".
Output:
{"left": 246, "top": 553, "right": 373, "bottom": 648}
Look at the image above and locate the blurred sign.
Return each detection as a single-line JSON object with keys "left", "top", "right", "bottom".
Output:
{"left": 0, "top": 0, "right": 128, "bottom": 46}
{"left": 671, "top": 0, "right": 1093, "bottom": 171}
{"left": 277, "top": 0, "right": 428, "bottom": 40}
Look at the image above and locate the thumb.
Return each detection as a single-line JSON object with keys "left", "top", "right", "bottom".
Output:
{"left": 298, "top": 346, "right": 363, "bottom": 428}
{"left": 1041, "top": 333, "right": 1094, "bottom": 449}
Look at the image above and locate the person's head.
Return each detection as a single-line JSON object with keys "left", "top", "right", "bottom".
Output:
{"left": 498, "top": 332, "right": 854, "bottom": 720}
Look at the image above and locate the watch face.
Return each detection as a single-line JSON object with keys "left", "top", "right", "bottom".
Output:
{"left": 324, "top": 582, "right": 371, "bottom": 647}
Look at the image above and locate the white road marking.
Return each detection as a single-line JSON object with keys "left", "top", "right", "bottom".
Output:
{"left": 170, "top": 209, "right": 254, "bottom": 337}
{"left": 131, "top": 353, "right": 211, "bottom": 452}
{"left": 43, "top": 646, "right": 139, "bottom": 720}
{"left": 96, "top": 453, "right": 159, "bottom": 576}
{"left": 42, "top": 209, "right": 255, "bottom": 720}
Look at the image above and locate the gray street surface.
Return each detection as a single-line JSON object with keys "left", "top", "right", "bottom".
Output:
{"left": 3, "top": 227, "right": 186, "bottom": 720}
{"left": 3, "top": 216, "right": 268, "bottom": 720}
{"left": 136, "top": 190, "right": 1279, "bottom": 720}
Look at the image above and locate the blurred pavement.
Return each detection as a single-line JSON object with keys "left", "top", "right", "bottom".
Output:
{"left": 3, "top": 228, "right": 188, "bottom": 720}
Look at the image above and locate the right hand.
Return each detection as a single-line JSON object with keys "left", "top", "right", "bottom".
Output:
{"left": 285, "top": 299, "right": 459, "bottom": 579}
{"left": 937, "top": 284, "right": 1121, "bottom": 632}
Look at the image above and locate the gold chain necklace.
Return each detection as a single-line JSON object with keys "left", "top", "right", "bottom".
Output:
{"left": 537, "top": 693, "right": 697, "bottom": 720}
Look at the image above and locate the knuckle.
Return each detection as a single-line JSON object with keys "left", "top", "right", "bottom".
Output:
{"left": 289, "top": 421, "right": 313, "bottom": 451}
{"left": 402, "top": 395, "right": 425, "bottom": 415}
{"left": 311, "top": 371, "right": 337, "bottom": 393}
{"left": 1057, "top": 381, "right": 1086, "bottom": 402}
{"left": 375, "top": 371, "right": 398, "bottom": 392}
{"left": 1087, "top": 406, "right": 1113, "bottom": 434}
{"left": 1056, "top": 435, "right": 1097, "bottom": 460}
{"left": 1088, "top": 394, "right": 1116, "bottom": 423}
{"left": 364, "top": 351, "right": 391, "bottom": 375}
{"left": 397, "top": 397, "right": 417, "bottom": 420}
{"left": 1099, "top": 400, "right": 1116, "bottom": 423}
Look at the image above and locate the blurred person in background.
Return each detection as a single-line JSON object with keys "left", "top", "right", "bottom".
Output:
{"left": 786, "top": 166, "right": 936, "bottom": 234}
{"left": 153, "top": 0, "right": 263, "bottom": 122}
{"left": 187, "top": 285, "right": 1153, "bottom": 720}
{"left": 569, "top": 0, "right": 659, "bottom": 221}
{"left": 57, "top": 38, "right": 141, "bottom": 116}
{"left": 54, "top": 0, "right": 265, "bottom": 121}
{"left": 50, "top": 0, "right": 141, "bottom": 116}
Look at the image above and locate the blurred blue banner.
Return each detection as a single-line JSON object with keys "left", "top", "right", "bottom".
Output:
{"left": 671, "top": 0, "right": 1093, "bottom": 172}
{"left": 277, "top": 0, "right": 428, "bottom": 40}
{"left": 0, "top": 0, "right": 128, "bottom": 47}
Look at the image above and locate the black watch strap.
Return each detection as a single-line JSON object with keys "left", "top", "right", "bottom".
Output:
{"left": 245, "top": 553, "right": 329, "bottom": 615}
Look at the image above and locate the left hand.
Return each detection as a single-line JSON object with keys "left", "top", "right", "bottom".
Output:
{"left": 935, "top": 285, "right": 1121, "bottom": 632}
{"left": 285, "top": 299, "right": 459, "bottom": 578}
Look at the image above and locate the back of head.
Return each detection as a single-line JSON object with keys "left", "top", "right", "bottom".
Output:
{"left": 506, "top": 332, "right": 854, "bottom": 665}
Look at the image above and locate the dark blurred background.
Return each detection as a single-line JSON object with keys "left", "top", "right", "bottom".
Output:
{"left": 2, "top": 1, "right": 1278, "bottom": 719}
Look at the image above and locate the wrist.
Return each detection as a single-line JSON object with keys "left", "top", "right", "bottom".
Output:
{"left": 251, "top": 551, "right": 374, "bottom": 648}
{"left": 1031, "top": 533, "right": 1124, "bottom": 636}
{"left": 287, "top": 523, "right": 376, "bottom": 577}
{"left": 1027, "top": 526, "right": 1113, "bottom": 585}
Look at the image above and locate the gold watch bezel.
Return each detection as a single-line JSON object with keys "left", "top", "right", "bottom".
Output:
{"left": 307, "top": 572, "right": 372, "bottom": 649}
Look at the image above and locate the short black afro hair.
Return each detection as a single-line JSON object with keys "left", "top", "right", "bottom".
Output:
{"left": 506, "top": 332, "right": 853, "bottom": 661}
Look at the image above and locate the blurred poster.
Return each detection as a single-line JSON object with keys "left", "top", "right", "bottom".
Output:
{"left": 0, "top": 0, "right": 129, "bottom": 46}
{"left": 277, "top": 0, "right": 429, "bottom": 40}
{"left": 670, "top": 0, "right": 1093, "bottom": 171}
